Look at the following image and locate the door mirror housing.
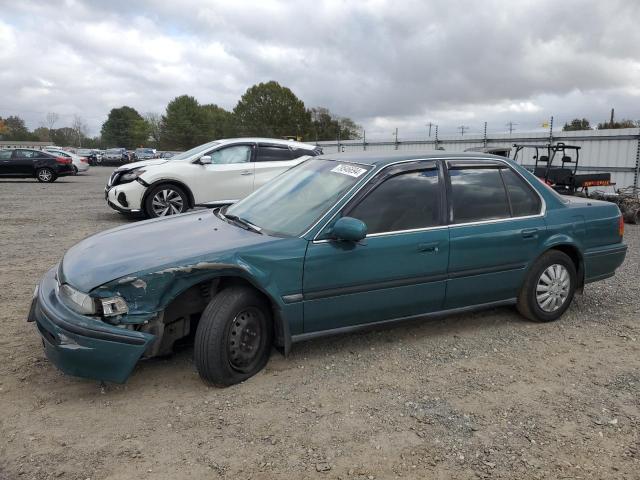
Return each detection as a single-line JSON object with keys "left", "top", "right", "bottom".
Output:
{"left": 332, "top": 217, "right": 367, "bottom": 242}
{"left": 198, "top": 155, "right": 212, "bottom": 165}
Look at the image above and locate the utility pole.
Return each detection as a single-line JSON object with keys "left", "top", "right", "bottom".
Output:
{"left": 434, "top": 125, "right": 439, "bottom": 150}
{"left": 426, "top": 122, "right": 433, "bottom": 138}
{"left": 483, "top": 122, "right": 487, "bottom": 147}
{"left": 458, "top": 125, "right": 469, "bottom": 136}
{"left": 549, "top": 115, "right": 554, "bottom": 143}
{"left": 363, "top": 129, "right": 366, "bottom": 151}
{"left": 610, "top": 108, "right": 615, "bottom": 127}
{"left": 393, "top": 127, "right": 399, "bottom": 150}
{"left": 506, "top": 121, "right": 517, "bottom": 135}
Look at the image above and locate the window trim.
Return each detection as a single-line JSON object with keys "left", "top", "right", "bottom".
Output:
{"left": 444, "top": 160, "right": 545, "bottom": 228}
{"left": 341, "top": 163, "right": 443, "bottom": 237}
{"left": 255, "top": 143, "right": 295, "bottom": 162}
{"left": 309, "top": 157, "right": 546, "bottom": 242}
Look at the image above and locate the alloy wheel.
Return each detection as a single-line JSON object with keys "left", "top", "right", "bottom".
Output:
{"left": 536, "top": 264, "right": 570, "bottom": 312}
{"left": 38, "top": 169, "right": 53, "bottom": 182}
{"left": 151, "top": 188, "right": 184, "bottom": 216}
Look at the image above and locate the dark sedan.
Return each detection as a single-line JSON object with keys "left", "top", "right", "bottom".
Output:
{"left": 0, "top": 148, "right": 74, "bottom": 182}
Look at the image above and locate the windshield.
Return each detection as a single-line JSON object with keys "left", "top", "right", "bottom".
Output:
{"left": 166, "top": 140, "right": 220, "bottom": 161}
{"left": 106, "top": 148, "right": 122, "bottom": 154}
{"left": 225, "top": 159, "right": 371, "bottom": 237}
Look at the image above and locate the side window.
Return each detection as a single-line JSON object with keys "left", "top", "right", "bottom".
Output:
{"left": 210, "top": 145, "right": 252, "bottom": 165}
{"left": 290, "top": 147, "right": 314, "bottom": 159}
{"left": 501, "top": 168, "right": 541, "bottom": 216}
{"left": 0, "top": 150, "right": 12, "bottom": 160}
{"left": 348, "top": 169, "right": 441, "bottom": 234}
{"left": 256, "top": 145, "right": 293, "bottom": 162}
{"left": 16, "top": 150, "right": 37, "bottom": 159}
{"left": 449, "top": 166, "right": 510, "bottom": 223}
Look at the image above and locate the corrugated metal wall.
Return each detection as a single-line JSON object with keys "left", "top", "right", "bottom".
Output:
{"left": 314, "top": 128, "right": 640, "bottom": 189}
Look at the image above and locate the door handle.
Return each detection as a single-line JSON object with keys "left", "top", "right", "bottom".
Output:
{"left": 240, "top": 170, "right": 252, "bottom": 176}
{"left": 521, "top": 228, "right": 538, "bottom": 239}
{"left": 418, "top": 242, "right": 439, "bottom": 253}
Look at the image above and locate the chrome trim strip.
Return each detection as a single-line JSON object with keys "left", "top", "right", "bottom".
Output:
{"left": 291, "top": 298, "right": 517, "bottom": 343}
{"left": 309, "top": 156, "right": 547, "bottom": 241}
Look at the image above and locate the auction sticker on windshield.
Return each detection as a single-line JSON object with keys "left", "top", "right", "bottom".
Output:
{"left": 331, "top": 164, "right": 367, "bottom": 178}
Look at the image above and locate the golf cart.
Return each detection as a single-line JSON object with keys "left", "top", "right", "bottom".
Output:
{"left": 512, "top": 142, "right": 613, "bottom": 195}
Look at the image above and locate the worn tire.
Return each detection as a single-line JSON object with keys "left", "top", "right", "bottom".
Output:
{"left": 36, "top": 167, "right": 56, "bottom": 183}
{"left": 517, "top": 250, "right": 577, "bottom": 322}
{"left": 194, "top": 286, "right": 273, "bottom": 387}
{"left": 144, "top": 183, "right": 189, "bottom": 218}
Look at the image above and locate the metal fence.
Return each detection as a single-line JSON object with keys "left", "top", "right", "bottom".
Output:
{"left": 314, "top": 127, "right": 640, "bottom": 190}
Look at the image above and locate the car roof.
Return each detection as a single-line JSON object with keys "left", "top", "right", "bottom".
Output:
{"left": 317, "top": 150, "right": 517, "bottom": 167}
{"left": 217, "top": 137, "right": 317, "bottom": 150}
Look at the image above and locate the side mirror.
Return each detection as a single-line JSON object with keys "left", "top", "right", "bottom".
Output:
{"left": 199, "top": 155, "right": 212, "bottom": 165}
{"left": 332, "top": 217, "right": 367, "bottom": 242}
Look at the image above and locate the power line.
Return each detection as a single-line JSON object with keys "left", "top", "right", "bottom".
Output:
{"left": 506, "top": 121, "right": 518, "bottom": 135}
{"left": 457, "top": 125, "right": 469, "bottom": 136}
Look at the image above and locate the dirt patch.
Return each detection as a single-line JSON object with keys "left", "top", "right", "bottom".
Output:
{"left": 1, "top": 169, "right": 639, "bottom": 479}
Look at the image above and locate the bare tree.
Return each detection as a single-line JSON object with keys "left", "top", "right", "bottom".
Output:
{"left": 45, "top": 112, "right": 59, "bottom": 130}
{"left": 144, "top": 112, "right": 162, "bottom": 147}
{"left": 71, "top": 115, "right": 88, "bottom": 147}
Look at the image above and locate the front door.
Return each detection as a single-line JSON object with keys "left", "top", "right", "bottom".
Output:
{"left": 302, "top": 162, "right": 449, "bottom": 332}
{"left": 0, "top": 149, "right": 14, "bottom": 175}
{"left": 443, "top": 160, "right": 547, "bottom": 308}
{"left": 192, "top": 143, "right": 255, "bottom": 204}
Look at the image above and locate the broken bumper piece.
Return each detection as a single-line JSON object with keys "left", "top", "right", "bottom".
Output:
{"left": 29, "top": 267, "right": 154, "bottom": 383}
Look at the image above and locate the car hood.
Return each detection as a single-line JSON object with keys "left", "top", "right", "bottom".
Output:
{"left": 115, "top": 159, "right": 168, "bottom": 171}
{"left": 60, "top": 211, "right": 274, "bottom": 292}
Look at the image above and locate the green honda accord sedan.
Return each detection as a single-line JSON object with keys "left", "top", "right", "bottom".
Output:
{"left": 28, "top": 152, "right": 627, "bottom": 386}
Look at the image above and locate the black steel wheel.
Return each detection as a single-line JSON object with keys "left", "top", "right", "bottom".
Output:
{"left": 195, "top": 286, "right": 272, "bottom": 386}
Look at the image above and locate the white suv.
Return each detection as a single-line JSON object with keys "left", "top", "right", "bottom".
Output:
{"left": 105, "top": 138, "right": 322, "bottom": 217}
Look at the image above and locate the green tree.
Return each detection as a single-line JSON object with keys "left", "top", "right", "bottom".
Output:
{"left": 597, "top": 119, "right": 639, "bottom": 129}
{"left": 160, "top": 95, "right": 207, "bottom": 150}
{"left": 144, "top": 112, "right": 162, "bottom": 148}
{"left": 562, "top": 118, "right": 591, "bottom": 131}
{"left": 233, "top": 81, "right": 311, "bottom": 139}
{"left": 308, "top": 107, "right": 362, "bottom": 141}
{"left": 33, "top": 126, "right": 51, "bottom": 142}
{"left": 101, "top": 106, "right": 149, "bottom": 149}
{"left": 0, "top": 115, "right": 33, "bottom": 140}
{"left": 50, "top": 127, "right": 77, "bottom": 146}
{"left": 201, "top": 104, "right": 236, "bottom": 140}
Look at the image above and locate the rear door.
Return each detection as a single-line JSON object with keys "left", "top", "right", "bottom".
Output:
{"left": 253, "top": 144, "right": 309, "bottom": 191}
{"left": 444, "top": 160, "right": 546, "bottom": 308}
{"left": 13, "top": 149, "right": 39, "bottom": 175}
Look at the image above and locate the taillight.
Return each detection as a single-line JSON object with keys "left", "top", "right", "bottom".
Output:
{"left": 80, "top": 157, "right": 89, "bottom": 163}
{"left": 618, "top": 215, "right": 624, "bottom": 238}
{"left": 55, "top": 156, "right": 71, "bottom": 165}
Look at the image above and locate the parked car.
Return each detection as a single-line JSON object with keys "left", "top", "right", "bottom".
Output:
{"left": 77, "top": 149, "right": 101, "bottom": 166}
{"left": 105, "top": 138, "right": 322, "bottom": 218}
{"left": 29, "top": 152, "right": 627, "bottom": 385}
{"left": 44, "top": 148, "right": 90, "bottom": 174}
{"left": 160, "top": 151, "right": 176, "bottom": 159}
{"left": 133, "top": 148, "right": 157, "bottom": 161}
{"left": 0, "top": 148, "right": 74, "bottom": 182}
{"left": 102, "top": 148, "right": 130, "bottom": 165}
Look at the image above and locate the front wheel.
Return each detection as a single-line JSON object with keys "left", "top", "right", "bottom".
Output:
{"left": 72, "top": 165, "right": 78, "bottom": 175}
{"left": 517, "top": 250, "right": 577, "bottom": 322}
{"left": 36, "top": 167, "right": 56, "bottom": 183}
{"left": 194, "top": 286, "right": 273, "bottom": 387}
{"left": 144, "top": 184, "right": 189, "bottom": 218}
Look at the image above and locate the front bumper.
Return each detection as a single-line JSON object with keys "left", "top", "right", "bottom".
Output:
{"left": 28, "top": 267, "right": 154, "bottom": 383}
{"left": 105, "top": 180, "right": 146, "bottom": 213}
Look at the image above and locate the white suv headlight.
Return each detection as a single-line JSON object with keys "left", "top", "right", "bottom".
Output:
{"left": 59, "top": 283, "right": 97, "bottom": 315}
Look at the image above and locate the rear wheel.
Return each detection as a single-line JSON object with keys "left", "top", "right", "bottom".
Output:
{"left": 194, "top": 286, "right": 273, "bottom": 387}
{"left": 72, "top": 165, "right": 78, "bottom": 175}
{"left": 36, "top": 168, "right": 56, "bottom": 183}
{"left": 517, "top": 250, "right": 577, "bottom": 322}
{"left": 144, "top": 184, "right": 189, "bottom": 218}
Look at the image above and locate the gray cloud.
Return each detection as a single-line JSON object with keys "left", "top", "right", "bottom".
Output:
{"left": 1, "top": 0, "right": 639, "bottom": 139}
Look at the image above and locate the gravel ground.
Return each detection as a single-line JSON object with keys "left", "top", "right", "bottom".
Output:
{"left": 0, "top": 168, "right": 639, "bottom": 480}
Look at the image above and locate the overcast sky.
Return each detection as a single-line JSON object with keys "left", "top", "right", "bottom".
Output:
{"left": 1, "top": 0, "right": 639, "bottom": 139}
